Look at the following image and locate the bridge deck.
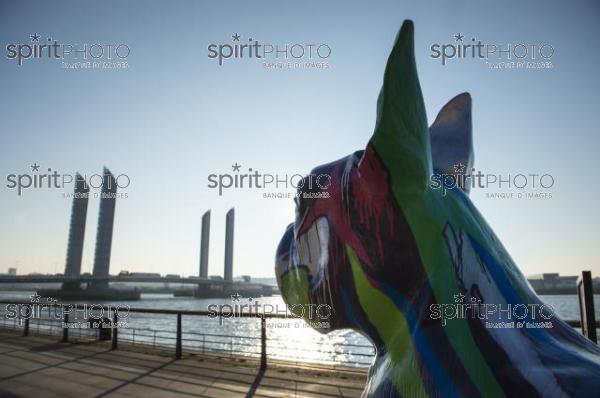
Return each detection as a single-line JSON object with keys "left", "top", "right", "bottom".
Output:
{"left": 0, "top": 330, "right": 366, "bottom": 398}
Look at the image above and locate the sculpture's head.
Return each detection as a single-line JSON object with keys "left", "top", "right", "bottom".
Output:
{"left": 275, "top": 20, "right": 473, "bottom": 334}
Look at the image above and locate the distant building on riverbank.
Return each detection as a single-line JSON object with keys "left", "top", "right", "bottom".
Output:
{"left": 528, "top": 273, "right": 600, "bottom": 295}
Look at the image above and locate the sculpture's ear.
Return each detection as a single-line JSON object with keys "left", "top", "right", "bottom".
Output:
{"left": 429, "top": 93, "right": 474, "bottom": 194}
{"left": 360, "top": 20, "right": 431, "bottom": 193}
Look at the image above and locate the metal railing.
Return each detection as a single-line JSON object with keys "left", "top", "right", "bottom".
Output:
{"left": 0, "top": 302, "right": 375, "bottom": 371}
{"left": 577, "top": 271, "right": 598, "bottom": 343}
{"left": 0, "top": 299, "right": 597, "bottom": 371}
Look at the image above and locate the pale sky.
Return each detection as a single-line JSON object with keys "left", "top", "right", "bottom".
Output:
{"left": 1, "top": 0, "right": 599, "bottom": 278}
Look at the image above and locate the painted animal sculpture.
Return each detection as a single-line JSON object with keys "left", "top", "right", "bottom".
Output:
{"left": 275, "top": 20, "right": 600, "bottom": 398}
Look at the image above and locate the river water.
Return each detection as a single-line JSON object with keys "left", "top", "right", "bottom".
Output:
{"left": 0, "top": 292, "right": 597, "bottom": 367}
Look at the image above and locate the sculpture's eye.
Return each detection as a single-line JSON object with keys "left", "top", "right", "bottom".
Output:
{"left": 295, "top": 217, "right": 329, "bottom": 292}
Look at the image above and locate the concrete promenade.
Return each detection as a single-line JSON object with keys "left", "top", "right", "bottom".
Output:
{"left": 0, "top": 330, "right": 366, "bottom": 398}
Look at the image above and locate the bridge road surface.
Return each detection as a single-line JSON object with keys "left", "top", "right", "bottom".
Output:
{"left": 0, "top": 329, "right": 366, "bottom": 398}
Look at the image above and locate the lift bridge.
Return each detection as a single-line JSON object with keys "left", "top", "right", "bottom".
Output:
{"left": 1, "top": 168, "right": 275, "bottom": 300}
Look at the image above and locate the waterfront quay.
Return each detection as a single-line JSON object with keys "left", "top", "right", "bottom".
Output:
{"left": 0, "top": 328, "right": 366, "bottom": 397}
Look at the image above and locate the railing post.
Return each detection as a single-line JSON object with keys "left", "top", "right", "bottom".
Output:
{"left": 577, "top": 270, "right": 597, "bottom": 343}
{"left": 112, "top": 312, "right": 118, "bottom": 350}
{"left": 62, "top": 313, "right": 69, "bottom": 342}
{"left": 23, "top": 317, "right": 29, "bottom": 336}
{"left": 260, "top": 315, "right": 267, "bottom": 371}
{"left": 176, "top": 312, "right": 182, "bottom": 359}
